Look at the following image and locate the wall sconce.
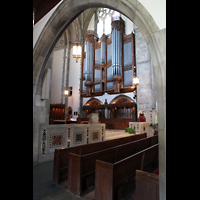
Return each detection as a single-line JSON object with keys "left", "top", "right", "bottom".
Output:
{"left": 133, "top": 76, "right": 139, "bottom": 86}
{"left": 72, "top": 44, "right": 81, "bottom": 63}
{"left": 64, "top": 90, "right": 69, "bottom": 96}
{"left": 133, "top": 76, "right": 139, "bottom": 99}
{"left": 64, "top": 87, "right": 72, "bottom": 96}
{"left": 33, "top": 8, "right": 35, "bottom": 29}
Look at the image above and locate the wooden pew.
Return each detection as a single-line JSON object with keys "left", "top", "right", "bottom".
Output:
{"left": 53, "top": 133, "right": 147, "bottom": 184}
{"left": 95, "top": 144, "right": 158, "bottom": 200}
{"left": 135, "top": 170, "right": 159, "bottom": 200}
{"left": 67, "top": 135, "right": 158, "bottom": 195}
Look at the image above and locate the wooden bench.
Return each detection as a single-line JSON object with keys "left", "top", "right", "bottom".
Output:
{"left": 67, "top": 135, "right": 158, "bottom": 195}
{"left": 53, "top": 133, "right": 146, "bottom": 184}
{"left": 95, "top": 144, "right": 158, "bottom": 200}
{"left": 135, "top": 170, "right": 159, "bottom": 200}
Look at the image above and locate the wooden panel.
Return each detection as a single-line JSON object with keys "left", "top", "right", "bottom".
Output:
{"left": 94, "top": 143, "right": 158, "bottom": 200}
{"left": 113, "top": 151, "right": 143, "bottom": 187}
{"left": 67, "top": 136, "right": 158, "bottom": 195}
{"left": 53, "top": 133, "right": 147, "bottom": 184}
{"left": 50, "top": 104, "right": 65, "bottom": 124}
{"left": 67, "top": 153, "right": 82, "bottom": 195}
{"left": 95, "top": 160, "right": 113, "bottom": 200}
{"left": 143, "top": 144, "right": 158, "bottom": 168}
{"left": 103, "top": 118, "right": 133, "bottom": 129}
{"left": 135, "top": 170, "right": 159, "bottom": 200}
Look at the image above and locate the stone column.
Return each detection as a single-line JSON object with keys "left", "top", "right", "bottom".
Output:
{"left": 111, "top": 16, "right": 125, "bottom": 93}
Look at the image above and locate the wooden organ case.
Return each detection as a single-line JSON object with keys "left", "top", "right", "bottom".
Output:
{"left": 81, "top": 16, "right": 137, "bottom": 97}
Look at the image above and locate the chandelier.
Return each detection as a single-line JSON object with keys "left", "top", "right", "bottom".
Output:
{"left": 72, "top": 44, "right": 81, "bottom": 63}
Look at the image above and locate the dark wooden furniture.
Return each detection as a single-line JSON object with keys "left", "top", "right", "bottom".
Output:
{"left": 81, "top": 97, "right": 137, "bottom": 127}
{"left": 102, "top": 118, "right": 132, "bottom": 129}
{"left": 135, "top": 170, "right": 159, "bottom": 200}
{"left": 67, "top": 135, "right": 158, "bottom": 196}
{"left": 53, "top": 133, "right": 146, "bottom": 184}
{"left": 49, "top": 104, "right": 65, "bottom": 124}
{"left": 95, "top": 144, "right": 158, "bottom": 200}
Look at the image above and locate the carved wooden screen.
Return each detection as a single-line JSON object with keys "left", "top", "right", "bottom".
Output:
{"left": 81, "top": 17, "right": 136, "bottom": 97}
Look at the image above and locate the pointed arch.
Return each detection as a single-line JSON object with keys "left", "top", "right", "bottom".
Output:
{"left": 110, "top": 94, "right": 135, "bottom": 104}
{"left": 33, "top": 3, "right": 165, "bottom": 197}
{"left": 84, "top": 98, "right": 103, "bottom": 106}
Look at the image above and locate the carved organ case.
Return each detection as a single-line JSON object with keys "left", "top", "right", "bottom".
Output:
{"left": 81, "top": 16, "right": 136, "bottom": 97}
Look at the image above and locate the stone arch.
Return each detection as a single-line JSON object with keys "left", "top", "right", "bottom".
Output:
{"left": 84, "top": 98, "right": 103, "bottom": 106}
{"left": 33, "top": 0, "right": 164, "bottom": 100}
{"left": 33, "top": 2, "right": 165, "bottom": 198}
{"left": 109, "top": 94, "right": 135, "bottom": 104}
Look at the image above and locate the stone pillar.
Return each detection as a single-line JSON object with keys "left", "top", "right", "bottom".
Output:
{"left": 84, "top": 30, "right": 98, "bottom": 96}
{"left": 111, "top": 16, "right": 125, "bottom": 93}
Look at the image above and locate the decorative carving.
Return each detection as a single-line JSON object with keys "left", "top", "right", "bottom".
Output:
{"left": 100, "top": 34, "right": 106, "bottom": 42}
{"left": 94, "top": 65, "right": 101, "bottom": 70}
{"left": 111, "top": 17, "right": 125, "bottom": 35}
{"left": 106, "top": 61, "right": 112, "bottom": 69}
{"left": 84, "top": 81, "right": 93, "bottom": 96}
{"left": 95, "top": 40, "right": 101, "bottom": 48}
{"left": 112, "top": 75, "right": 122, "bottom": 93}
{"left": 85, "top": 30, "right": 98, "bottom": 43}
{"left": 101, "top": 64, "right": 106, "bottom": 82}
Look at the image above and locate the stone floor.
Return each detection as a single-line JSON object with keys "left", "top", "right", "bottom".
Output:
{"left": 33, "top": 129, "right": 153, "bottom": 200}
{"left": 104, "top": 129, "right": 132, "bottom": 140}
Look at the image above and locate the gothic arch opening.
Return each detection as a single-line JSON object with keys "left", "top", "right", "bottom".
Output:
{"left": 110, "top": 94, "right": 135, "bottom": 104}
{"left": 83, "top": 98, "right": 104, "bottom": 118}
{"left": 84, "top": 98, "right": 103, "bottom": 106}
{"left": 33, "top": 2, "right": 165, "bottom": 198}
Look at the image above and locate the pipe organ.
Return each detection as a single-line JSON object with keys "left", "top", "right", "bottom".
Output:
{"left": 81, "top": 16, "right": 136, "bottom": 97}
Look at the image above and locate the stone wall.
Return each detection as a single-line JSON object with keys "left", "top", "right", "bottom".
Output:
{"left": 134, "top": 24, "right": 157, "bottom": 111}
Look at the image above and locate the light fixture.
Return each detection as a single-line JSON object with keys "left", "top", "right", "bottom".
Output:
{"left": 33, "top": 8, "right": 35, "bottom": 29}
{"left": 64, "top": 90, "right": 69, "bottom": 96}
{"left": 133, "top": 76, "right": 139, "bottom": 86}
{"left": 72, "top": 44, "right": 81, "bottom": 63}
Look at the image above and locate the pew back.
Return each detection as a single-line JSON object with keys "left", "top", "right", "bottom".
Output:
{"left": 68, "top": 135, "right": 158, "bottom": 195}
{"left": 135, "top": 170, "right": 159, "bottom": 200}
{"left": 53, "top": 133, "right": 146, "bottom": 183}
{"left": 95, "top": 144, "right": 158, "bottom": 200}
